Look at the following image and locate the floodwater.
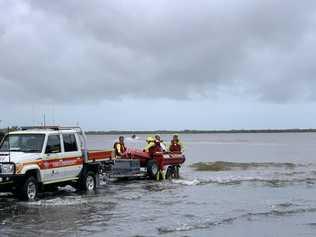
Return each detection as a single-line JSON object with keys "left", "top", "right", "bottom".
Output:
{"left": 1, "top": 133, "right": 316, "bottom": 237}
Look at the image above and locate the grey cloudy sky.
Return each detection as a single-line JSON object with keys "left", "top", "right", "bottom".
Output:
{"left": 1, "top": 0, "right": 316, "bottom": 130}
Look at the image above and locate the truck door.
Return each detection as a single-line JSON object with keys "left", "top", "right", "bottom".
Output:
{"left": 61, "top": 133, "right": 83, "bottom": 179}
{"left": 42, "top": 134, "right": 63, "bottom": 182}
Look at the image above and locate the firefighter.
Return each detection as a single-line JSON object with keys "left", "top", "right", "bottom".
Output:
{"left": 145, "top": 136, "right": 164, "bottom": 180}
{"left": 144, "top": 136, "right": 162, "bottom": 156}
{"left": 169, "top": 134, "right": 183, "bottom": 153}
{"left": 155, "top": 134, "right": 167, "bottom": 151}
{"left": 113, "top": 136, "right": 127, "bottom": 158}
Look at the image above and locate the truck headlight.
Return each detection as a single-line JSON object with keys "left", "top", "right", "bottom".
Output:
{"left": 0, "top": 163, "right": 15, "bottom": 174}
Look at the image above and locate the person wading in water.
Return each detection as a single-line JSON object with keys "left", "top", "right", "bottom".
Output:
{"left": 169, "top": 134, "right": 183, "bottom": 153}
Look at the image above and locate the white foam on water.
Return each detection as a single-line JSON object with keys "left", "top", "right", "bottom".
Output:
{"left": 172, "top": 178, "right": 201, "bottom": 186}
{"left": 172, "top": 168, "right": 316, "bottom": 187}
{"left": 58, "top": 185, "right": 76, "bottom": 192}
{"left": 20, "top": 196, "right": 88, "bottom": 207}
{"left": 117, "top": 193, "right": 142, "bottom": 200}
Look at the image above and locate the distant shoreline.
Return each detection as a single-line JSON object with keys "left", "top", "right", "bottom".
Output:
{"left": 86, "top": 129, "right": 316, "bottom": 135}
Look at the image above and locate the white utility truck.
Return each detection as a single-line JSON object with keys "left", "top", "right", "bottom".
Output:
{"left": 0, "top": 127, "right": 139, "bottom": 200}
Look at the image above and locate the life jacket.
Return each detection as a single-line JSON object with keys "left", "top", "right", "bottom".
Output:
{"left": 155, "top": 139, "right": 167, "bottom": 151}
{"left": 169, "top": 141, "right": 182, "bottom": 153}
{"left": 148, "top": 141, "right": 162, "bottom": 156}
{"left": 113, "top": 142, "right": 126, "bottom": 157}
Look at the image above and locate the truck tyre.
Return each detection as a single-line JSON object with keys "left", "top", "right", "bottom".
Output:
{"left": 17, "top": 176, "right": 38, "bottom": 201}
{"left": 80, "top": 171, "right": 96, "bottom": 191}
{"left": 147, "top": 160, "right": 159, "bottom": 179}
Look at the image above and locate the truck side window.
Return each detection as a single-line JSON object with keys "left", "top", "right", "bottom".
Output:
{"left": 63, "top": 134, "right": 78, "bottom": 152}
{"left": 46, "top": 135, "right": 61, "bottom": 154}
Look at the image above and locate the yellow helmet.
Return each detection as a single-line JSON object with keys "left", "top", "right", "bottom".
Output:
{"left": 146, "top": 136, "right": 154, "bottom": 142}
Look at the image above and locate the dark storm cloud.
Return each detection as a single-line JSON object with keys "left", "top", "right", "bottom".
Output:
{"left": 0, "top": 0, "right": 316, "bottom": 104}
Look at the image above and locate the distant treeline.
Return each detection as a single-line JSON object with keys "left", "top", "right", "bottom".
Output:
{"left": 86, "top": 128, "right": 316, "bottom": 135}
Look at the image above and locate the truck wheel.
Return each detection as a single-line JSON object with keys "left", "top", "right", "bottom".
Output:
{"left": 80, "top": 171, "right": 96, "bottom": 191}
{"left": 17, "top": 176, "right": 38, "bottom": 201}
{"left": 147, "top": 160, "right": 159, "bottom": 179}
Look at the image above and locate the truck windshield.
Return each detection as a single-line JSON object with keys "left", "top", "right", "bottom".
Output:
{"left": 0, "top": 134, "right": 45, "bottom": 153}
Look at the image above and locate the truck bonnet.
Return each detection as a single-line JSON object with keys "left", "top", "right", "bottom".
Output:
{"left": 0, "top": 152, "right": 42, "bottom": 163}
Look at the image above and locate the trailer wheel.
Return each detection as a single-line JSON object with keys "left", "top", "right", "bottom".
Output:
{"left": 147, "top": 160, "right": 159, "bottom": 179}
{"left": 80, "top": 171, "right": 96, "bottom": 191}
{"left": 17, "top": 176, "right": 38, "bottom": 201}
